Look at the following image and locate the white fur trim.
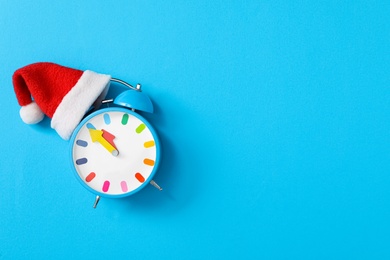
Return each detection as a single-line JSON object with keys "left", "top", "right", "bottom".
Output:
{"left": 20, "top": 102, "right": 45, "bottom": 124}
{"left": 51, "top": 70, "right": 111, "bottom": 140}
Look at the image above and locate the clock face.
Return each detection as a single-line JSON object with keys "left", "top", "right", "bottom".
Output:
{"left": 70, "top": 107, "right": 160, "bottom": 198}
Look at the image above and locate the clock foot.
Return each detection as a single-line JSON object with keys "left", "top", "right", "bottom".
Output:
{"left": 150, "top": 180, "right": 163, "bottom": 191}
{"left": 93, "top": 195, "right": 101, "bottom": 208}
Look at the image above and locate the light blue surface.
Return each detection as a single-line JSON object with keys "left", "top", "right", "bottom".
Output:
{"left": 1, "top": 1, "right": 389, "bottom": 259}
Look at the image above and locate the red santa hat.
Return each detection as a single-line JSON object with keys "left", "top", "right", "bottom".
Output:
{"left": 12, "top": 62, "right": 111, "bottom": 140}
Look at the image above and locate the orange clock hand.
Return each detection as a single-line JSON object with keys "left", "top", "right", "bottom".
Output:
{"left": 89, "top": 129, "right": 119, "bottom": 156}
{"left": 101, "top": 129, "right": 117, "bottom": 150}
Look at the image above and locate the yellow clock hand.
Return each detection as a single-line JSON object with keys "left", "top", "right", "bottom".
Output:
{"left": 89, "top": 129, "right": 119, "bottom": 156}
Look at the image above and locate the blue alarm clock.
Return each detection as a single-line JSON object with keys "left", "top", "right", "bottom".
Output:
{"left": 69, "top": 79, "right": 162, "bottom": 208}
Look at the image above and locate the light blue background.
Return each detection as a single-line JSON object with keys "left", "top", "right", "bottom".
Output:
{"left": 1, "top": 1, "right": 389, "bottom": 259}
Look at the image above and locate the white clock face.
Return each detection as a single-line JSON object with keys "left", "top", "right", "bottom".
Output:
{"left": 71, "top": 108, "right": 159, "bottom": 197}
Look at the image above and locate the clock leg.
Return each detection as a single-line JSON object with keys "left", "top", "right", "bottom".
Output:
{"left": 93, "top": 195, "right": 101, "bottom": 208}
{"left": 150, "top": 180, "right": 163, "bottom": 191}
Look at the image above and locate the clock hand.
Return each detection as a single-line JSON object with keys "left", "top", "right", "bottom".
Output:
{"left": 101, "top": 129, "right": 117, "bottom": 148}
{"left": 89, "top": 129, "right": 119, "bottom": 156}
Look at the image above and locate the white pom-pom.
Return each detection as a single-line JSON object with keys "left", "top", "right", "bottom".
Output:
{"left": 19, "top": 102, "right": 45, "bottom": 124}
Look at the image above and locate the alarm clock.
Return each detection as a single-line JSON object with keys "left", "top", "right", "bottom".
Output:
{"left": 69, "top": 79, "right": 162, "bottom": 208}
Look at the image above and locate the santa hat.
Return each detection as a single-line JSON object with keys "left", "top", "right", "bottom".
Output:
{"left": 12, "top": 62, "right": 111, "bottom": 140}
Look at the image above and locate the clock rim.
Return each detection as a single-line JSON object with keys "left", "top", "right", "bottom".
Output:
{"left": 69, "top": 107, "right": 161, "bottom": 198}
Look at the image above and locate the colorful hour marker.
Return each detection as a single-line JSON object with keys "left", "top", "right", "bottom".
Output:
{"left": 86, "top": 123, "right": 96, "bottom": 130}
{"left": 76, "top": 139, "right": 88, "bottom": 147}
{"left": 120, "top": 181, "right": 128, "bottom": 192}
{"left": 102, "top": 181, "right": 110, "bottom": 192}
{"left": 85, "top": 172, "right": 96, "bottom": 182}
{"left": 136, "top": 123, "right": 146, "bottom": 134}
{"left": 143, "top": 159, "right": 155, "bottom": 166}
{"left": 144, "top": 140, "right": 155, "bottom": 148}
{"left": 121, "top": 114, "right": 129, "bottom": 125}
{"left": 76, "top": 158, "right": 88, "bottom": 165}
{"left": 135, "top": 172, "right": 145, "bottom": 183}
{"left": 103, "top": 113, "right": 111, "bottom": 125}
